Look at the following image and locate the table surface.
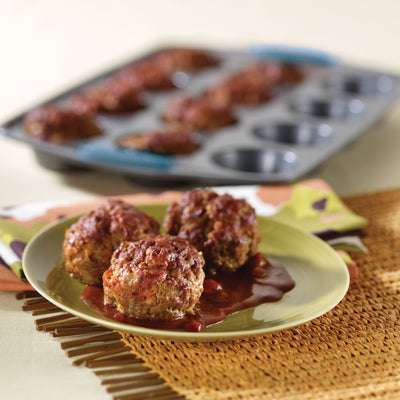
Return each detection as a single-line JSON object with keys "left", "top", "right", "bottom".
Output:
{"left": 1, "top": 1, "right": 400, "bottom": 399}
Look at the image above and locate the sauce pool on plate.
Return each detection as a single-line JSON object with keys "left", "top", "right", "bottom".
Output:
{"left": 80, "top": 253, "right": 295, "bottom": 332}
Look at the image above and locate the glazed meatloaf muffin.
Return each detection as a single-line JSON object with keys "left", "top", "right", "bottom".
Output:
{"left": 23, "top": 104, "right": 102, "bottom": 143}
{"left": 63, "top": 199, "right": 160, "bottom": 285}
{"left": 163, "top": 189, "right": 260, "bottom": 272}
{"left": 162, "top": 94, "right": 235, "bottom": 131}
{"left": 117, "top": 128, "right": 200, "bottom": 155}
{"left": 103, "top": 235, "right": 205, "bottom": 320}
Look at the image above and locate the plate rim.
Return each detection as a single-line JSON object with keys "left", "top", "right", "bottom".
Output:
{"left": 22, "top": 207, "right": 350, "bottom": 341}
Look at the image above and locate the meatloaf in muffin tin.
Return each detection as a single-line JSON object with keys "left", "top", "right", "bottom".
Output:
{"left": 2, "top": 46, "right": 400, "bottom": 183}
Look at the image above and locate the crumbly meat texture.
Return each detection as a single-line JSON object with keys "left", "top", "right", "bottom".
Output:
{"left": 162, "top": 94, "right": 235, "bottom": 131}
{"left": 103, "top": 235, "right": 205, "bottom": 320}
{"left": 118, "top": 128, "right": 200, "bottom": 155}
{"left": 23, "top": 104, "right": 102, "bottom": 143}
{"left": 163, "top": 189, "right": 260, "bottom": 272}
{"left": 63, "top": 199, "right": 160, "bottom": 285}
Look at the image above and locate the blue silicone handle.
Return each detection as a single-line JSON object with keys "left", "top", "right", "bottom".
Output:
{"left": 77, "top": 142, "right": 175, "bottom": 170}
{"left": 248, "top": 44, "right": 339, "bottom": 66}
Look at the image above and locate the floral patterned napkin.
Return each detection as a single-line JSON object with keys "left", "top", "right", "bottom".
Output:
{"left": 0, "top": 179, "right": 367, "bottom": 291}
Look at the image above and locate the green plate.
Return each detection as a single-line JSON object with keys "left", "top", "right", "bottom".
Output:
{"left": 22, "top": 204, "right": 349, "bottom": 341}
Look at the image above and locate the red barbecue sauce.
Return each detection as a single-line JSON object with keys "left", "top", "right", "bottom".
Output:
{"left": 80, "top": 253, "right": 295, "bottom": 332}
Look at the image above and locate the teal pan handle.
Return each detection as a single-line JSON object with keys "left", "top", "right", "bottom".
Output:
{"left": 76, "top": 142, "right": 175, "bottom": 170}
{"left": 248, "top": 44, "right": 339, "bottom": 66}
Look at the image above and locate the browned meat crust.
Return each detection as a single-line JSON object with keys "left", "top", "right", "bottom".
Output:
{"left": 116, "top": 60, "right": 176, "bottom": 91}
{"left": 162, "top": 94, "right": 235, "bottom": 131}
{"left": 205, "top": 63, "right": 280, "bottom": 107}
{"left": 63, "top": 199, "right": 160, "bottom": 285}
{"left": 163, "top": 188, "right": 260, "bottom": 272}
{"left": 70, "top": 73, "right": 145, "bottom": 115}
{"left": 279, "top": 63, "right": 304, "bottom": 84}
{"left": 153, "top": 47, "right": 218, "bottom": 72}
{"left": 23, "top": 104, "right": 102, "bottom": 143}
{"left": 205, "top": 62, "right": 304, "bottom": 108}
{"left": 103, "top": 235, "right": 205, "bottom": 320}
{"left": 118, "top": 128, "right": 200, "bottom": 155}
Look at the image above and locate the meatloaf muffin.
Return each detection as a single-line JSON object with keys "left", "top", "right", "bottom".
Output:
{"left": 162, "top": 94, "right": 235, "bottom": 131}
{"left": 205, "top": 62, "right": 304, "bottom": 108}
{"left": 63, "top": 199, "right": 160, "bottom": 285}
{"left": 116, "top": 60, "right": 176, "bottom": 91}
{"left": 163, "top": 189, "right": 260, "bottom": 272}
{"left": 154, "top": 47, "right": 218, "bottom": 72}
{"left": 70, "top": 74, "right": 145, "bottom": 115}
{"left": 117, "top": 128, "right": 200, "bottom": 155}
{"left": 103, "top": 235, "right": 205, "bottom": 320}
{"left": 241, "top": 62, "right": 304, "bottom": 86}
{"left": 205, "top": 63, "right": 281, "bottom": 107}
{"left": 279, "top": 63, "right": 304, "bottom": 84}
{"left": 23, "top": 104, "right": 102, "bottom": 143}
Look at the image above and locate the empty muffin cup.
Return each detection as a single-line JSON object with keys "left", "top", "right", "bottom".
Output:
{"left": 326, "top": 74, "right": 394, "bottom": 95}
{"left": 253, "top": 121, "right": 333, "bottom": 145}
{"left": 290, "top": 97, "right": 364, "bottom": 119}
{"left": 212, "top": 148, "right": 297, "bottom": 174}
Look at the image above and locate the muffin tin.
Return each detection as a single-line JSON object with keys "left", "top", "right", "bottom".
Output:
{"left": 2, "top": 47, "right": 400, "bottom": 184}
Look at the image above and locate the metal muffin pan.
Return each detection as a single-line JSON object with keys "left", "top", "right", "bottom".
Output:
{"left": 2, "top": 47, "right": 400, "bottom": 184}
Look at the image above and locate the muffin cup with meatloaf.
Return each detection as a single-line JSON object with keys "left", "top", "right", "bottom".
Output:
{"left": 153, "top": 47, "right": 219, "bottom": 73}
{"left": 162, "top": 94, "right": 236, "bottom": 131}
{"left": 117, "top": 127, "right": 201, "bottom": 155}
{"left": 23, "top": 104, "right": 102, "bottom": 143}
{"left": 70, "top": 73, "right": 146, "bottom": 115}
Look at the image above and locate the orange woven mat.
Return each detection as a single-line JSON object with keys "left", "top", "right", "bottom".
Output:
{"left": 120, "top": 187, "right": 400, "bottom": 400}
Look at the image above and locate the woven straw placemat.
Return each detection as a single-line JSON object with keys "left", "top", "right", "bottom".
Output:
{"left": 18, "top": 187, "right": 400, "bottom": 400}
{"left": 119, "top": 187, "right": 400, "bottom": 400}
